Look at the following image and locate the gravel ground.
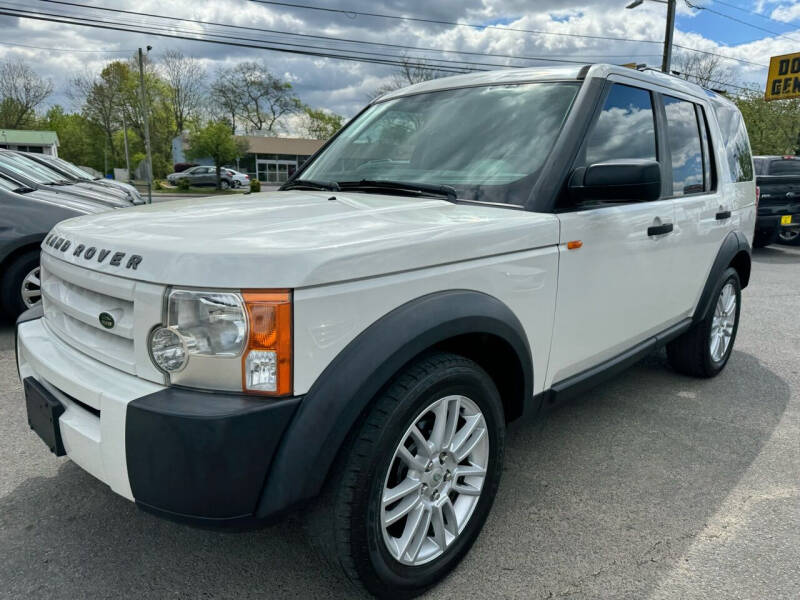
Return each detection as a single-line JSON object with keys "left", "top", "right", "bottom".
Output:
{"left": 0, "top": 245, "right": 798, "bottom": 599}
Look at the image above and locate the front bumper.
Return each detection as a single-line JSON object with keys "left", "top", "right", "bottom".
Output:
{"left": 16, "top": 315, "right": 300, "bottom": 524}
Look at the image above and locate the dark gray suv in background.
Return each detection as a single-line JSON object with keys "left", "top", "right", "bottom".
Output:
{"left": 0, "top": 172, "right": 111, "bottom": 316}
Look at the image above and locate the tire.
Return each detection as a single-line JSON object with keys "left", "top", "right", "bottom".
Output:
{"left": 308, "top": 352, "right": 505, "bottom": 599}
{"left": 753, "top": 228, "right": 777, "bottom": 248}
{"left": 220, "top": 179, "right": 230, "bottom": 190}
{"left": 667, "top": 267, "right": 741, "bottom": 378}
{"left": 777, "top": 228, "right": 800, "bottom": 246}
{"left": 0, "top": 250, "right": 41, "bottom": 317}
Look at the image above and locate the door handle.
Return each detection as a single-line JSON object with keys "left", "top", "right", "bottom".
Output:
{"left": 715, "top": 210, "right": 731, "bottom": 220}
{"left": 647, "top": 223, "right": 674, "bottom": 236}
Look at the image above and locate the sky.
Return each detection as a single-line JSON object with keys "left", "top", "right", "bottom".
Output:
{"left": 1, "top": 0, "right": 800, "bottom": 130}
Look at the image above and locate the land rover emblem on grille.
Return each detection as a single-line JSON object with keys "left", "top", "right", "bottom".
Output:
{"left": 99, "top": 312, "right": 115, "bottom": 329}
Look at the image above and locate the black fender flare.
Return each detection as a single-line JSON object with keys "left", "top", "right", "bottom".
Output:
{"left": 256, "top": 289, "right": 533, "bottom": 518}
{"left": 693, "top": 230, "right": 751, "bottom": 323}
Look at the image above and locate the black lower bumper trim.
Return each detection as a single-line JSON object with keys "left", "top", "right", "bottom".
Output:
{"left": 126, "top": 388, "right": 301, "bottom": 521}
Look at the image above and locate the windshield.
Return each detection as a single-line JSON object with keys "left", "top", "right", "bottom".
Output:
{"left": 0, "top": 152, "right": 68, "bottom": 185}
{"left": 47, "top": 156, "right": 94, "bottom": 180}
{"left": 0, "top": 174, "right": 25, "bottom": 193}
{"left": 299, "top": 82, "right": 580, "bottom": 205}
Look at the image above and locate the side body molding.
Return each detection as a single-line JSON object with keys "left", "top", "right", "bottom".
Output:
{"left": 693, "top": 230, "right": 751, "bottom": 323}
{"left": 257, "top": 290, "right": 533, "bottom": 518}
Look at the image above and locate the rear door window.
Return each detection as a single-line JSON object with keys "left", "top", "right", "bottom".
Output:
{"left": 663, "top": 95, "right": 704, "bottom": 196}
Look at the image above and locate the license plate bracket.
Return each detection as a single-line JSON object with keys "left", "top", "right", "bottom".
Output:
{"left": 24, "top": 377, "right": 66, "bottom": 456}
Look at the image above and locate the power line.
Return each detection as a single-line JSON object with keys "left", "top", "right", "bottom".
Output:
{"left": 249, "top": 0, "right": 667, "bottom": 45}
{"left": 0, "top": 38, "right": 130, "bottom": 53}
{"left": 15, "top": 0, "right": 768, "bottom": 69}
{"left": 685, "top": 0, "right": 800, "bottom": 44}
{"left": 712, "top": 0, "right": 800, "bottom": 28}
{"left": 0, "top": 1, "right": 769, "bottom": 76}
{"left": 249, "top": 0, "right": 769, "bottom": 69}
{"left": 672, "top": 44, "right": 766, "bottom": 68}
{"left": 33, "top": 0, "right": 661, "bottom": 67}
{"left": 0, "top": 7, "right": 478, "bottom": 73}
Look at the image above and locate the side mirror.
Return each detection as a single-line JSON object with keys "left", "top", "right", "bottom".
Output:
{"left": 568, "top": 159, "right": 661, "bottom": 203}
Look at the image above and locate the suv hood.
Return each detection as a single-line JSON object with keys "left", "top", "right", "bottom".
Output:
{"left": 42, "top": 190, "right": 558, "bottom": 288}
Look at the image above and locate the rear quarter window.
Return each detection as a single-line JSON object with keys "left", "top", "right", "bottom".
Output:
{"left": 711, "top": 100, "right": 753, "bottom": 183}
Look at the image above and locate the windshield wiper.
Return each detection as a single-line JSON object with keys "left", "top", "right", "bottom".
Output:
{"left": 338, "top": 179, "right": 457, "bottom": 202}
{"left": 281, "top": 178, "right": 340, "bottom": 191}
{"left": 14, "top": 186, "right": 35, "bottom": 194}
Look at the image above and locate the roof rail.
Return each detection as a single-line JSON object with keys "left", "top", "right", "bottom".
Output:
{"left": 634, "top": 65, "right": 715, "bottom": 93}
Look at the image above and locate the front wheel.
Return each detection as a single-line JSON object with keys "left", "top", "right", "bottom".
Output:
{"left": 220, "top": 179, "right": 230, "bottom": 190}
{"left": 0, "top": 250, "right": 41, "bottom": 317}
{"left": 667, "top": 267, "right": 741, "bottom": 378}
{"left": 310, "top": 352, "right": 505, "bottom": 599}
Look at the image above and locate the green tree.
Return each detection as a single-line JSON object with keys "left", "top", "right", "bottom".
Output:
{"left": 734, "top": 91, "right": 800, "bottom": 155}
{"left": 300, "top": 106, "right": 344, "bottom": 139}
{"left": 41, "top": 105, "right": 105, "bottom": 171}
{"left": 186, "top": 121, "right": 248, "bottom": 189}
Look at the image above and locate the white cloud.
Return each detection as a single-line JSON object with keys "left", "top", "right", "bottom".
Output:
{"left": 0, "top": 0, "right": 798, "bottom": 120}
{"left": 770, "top": 3, "right": 800, "bottom": 23}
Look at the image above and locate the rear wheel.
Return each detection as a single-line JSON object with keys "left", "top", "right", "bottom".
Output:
{"left": 220, "top": 179, "right": 230, "bottom": 190}
{"left": 0, "top": 250, "right": 41, "bottom": 317}
{"left": 309, "top": 352, "right": 505, "bottom": 599}
{"left": 777, "top": 228, "right": 800, "bottom": 246}
{"left": 667, "top": 267, "right": 741, "bottom": 378}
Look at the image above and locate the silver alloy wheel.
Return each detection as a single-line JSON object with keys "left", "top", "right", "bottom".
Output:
{"left": 778, "top": 229, "right": 799, "bottom": 243}
{"left": 710, "top": 282, "right": 736, "bottom": 363}
{"left": 21, "top": 266, "right": 42, "bottom": 308}
{"left": 381, "top": 395, "right": 489, "bottom": 566}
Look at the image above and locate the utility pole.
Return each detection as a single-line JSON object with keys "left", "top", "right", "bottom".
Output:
{"left": 625, "top": 0, "right": 676, "bottom": 73}
{"left": 662, "top": 0, "right": 676, "bottom": 73}
{"left": 138, "top": 46, "right": 154, "bottom": 204}
{"left": 121, "top": 109, "right": 131, "bottom": 181}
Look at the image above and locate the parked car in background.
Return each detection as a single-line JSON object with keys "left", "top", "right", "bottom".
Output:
{"left": 0, "top": 151, "right": 132, "bottom": 209}
{"left": 166, "top": 165, "right": 234, "bottom": 189}
{"left": 753, "top": 155, "right": 800, "bottom": 246}
{"left": 224, "top": 167, "right": 250, "bottom": 188}
{"left": 25, "top": 152, "right": 144, "bottom": 205}
{"left": 0, "top": 171, "right": 110, "bottom": 316}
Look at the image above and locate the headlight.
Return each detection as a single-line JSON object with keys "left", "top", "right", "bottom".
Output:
{"left": 167, "top": 290, "right": 247, "bottom": 356}
{"left": 149, "top": 288, "right": 292, "bottom": 396}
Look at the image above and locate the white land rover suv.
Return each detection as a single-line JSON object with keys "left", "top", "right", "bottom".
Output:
{"left": 16, "top": 64, "right": 755, "bottom": 598}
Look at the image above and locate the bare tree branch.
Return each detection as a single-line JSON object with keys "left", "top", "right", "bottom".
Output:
{"left": 0, "top": 58, "right": 53, "bottom": 128}
{"left": 161, "top": 49, "right": 205, "bottom": 135}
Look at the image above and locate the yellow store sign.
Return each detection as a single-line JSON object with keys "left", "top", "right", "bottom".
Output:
{"left": 765, "top": 52, "right": 800, "bottom": 101}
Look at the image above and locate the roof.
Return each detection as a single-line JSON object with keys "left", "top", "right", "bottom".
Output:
{"left": 244, "top": 136, "right": 325, "bottom": 156}
{"left": 0, "top": 129, "right": 59, "bottom": 146}
{"left": 375, "top": 63, "right": 715, "bottom": 104}
{"left": 376, "top": 66, "right": 588, "bottom": 102}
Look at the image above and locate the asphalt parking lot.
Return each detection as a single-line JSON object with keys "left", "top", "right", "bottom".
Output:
{"left": 1, "top": 245, "right": 798, "bottom": 599}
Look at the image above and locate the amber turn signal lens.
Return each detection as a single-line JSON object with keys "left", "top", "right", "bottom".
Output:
{"left": 242, "top": 291, "right": 292, "bottom": 396}
{"left": 567, "top": 240, "right": 583, "bottom": 250}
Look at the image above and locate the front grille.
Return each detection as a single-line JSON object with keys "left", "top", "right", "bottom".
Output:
{"left": 40, "top": 253, "right": 138, "bottom": 374}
